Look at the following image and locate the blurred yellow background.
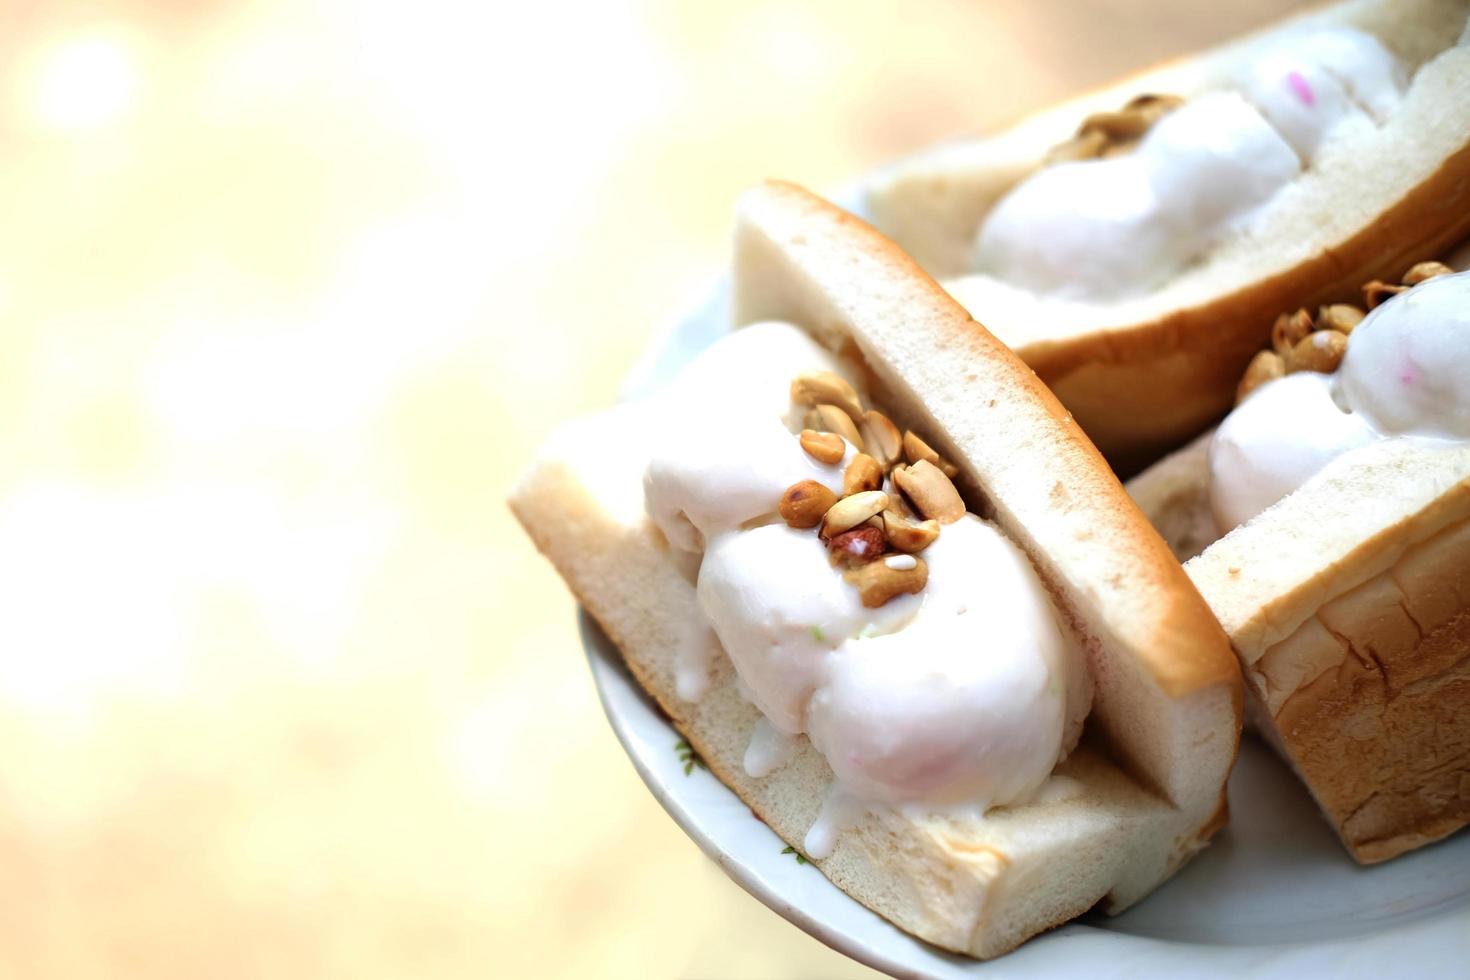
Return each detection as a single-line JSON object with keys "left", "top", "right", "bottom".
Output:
{"left": 0, "top": 1, "right": 1300, "bottom": 977}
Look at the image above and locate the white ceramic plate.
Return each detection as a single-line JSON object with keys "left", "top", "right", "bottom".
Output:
{"left": 584, "top": 245, "right": 1470, "bottom": 978}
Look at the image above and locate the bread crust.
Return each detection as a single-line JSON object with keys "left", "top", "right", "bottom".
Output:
{"left": 1129, "top": 434, "right": 1470, "bottom": 862}
{"left": 866, "top": 0, "right": 1470, "bottom": 470}
{"left": 511, "top": 181, "right": 1242, "bottom": 957}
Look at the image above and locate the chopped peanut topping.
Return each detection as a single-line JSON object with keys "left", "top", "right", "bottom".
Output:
{"left": 1236, "top": 258, "right": 1455, "bottom": 398}
{"left": 780, "top": 372, "right": 968, "bottom": 607}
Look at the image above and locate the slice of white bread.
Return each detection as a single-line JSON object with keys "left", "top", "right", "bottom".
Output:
{"left": 865, "top": 0, "right": 1470, "bottom": 470}
{"left": 512, "top": 181, "right": 1241, "bottom": 957}
{"left": 1125, "top": 430, "right": 1217, "bottom": 563}
{"left": 1127, "top": 436, "right": 1470, "bottom": 861}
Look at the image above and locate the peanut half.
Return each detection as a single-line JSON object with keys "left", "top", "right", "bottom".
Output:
{"left": 799, "top": 429, "right": 846, "bottom": 465}
{"left": 847, "top": 557, "right": 928, "bottom": 608}
{"left": 820, "top": 490, "right": 888, "bottom": 539}
{"left": 779, "top": 480, "right": 838, "bottom": 529}
{"left": 881, "top": 511, "right": 939, "bottom": 553}
{"left": 790, "top": 371, "right": 864, "bottom": 422}
{"left": 1316, "top": 303, "right": 1365, "bottom": 335}
{"left": 805, "top": 404, "right": 864, "bottom": 451}
{"left": 826, "top": 526, "right": 886, "bottom": 567}
{"left": 1362, "top": 280, "right": 1406, "bottom": 309}
{"left": 893, "top": 460, "right": 965, "bottom": 524}
{"left": 1235, "top": 350, "right": 1284, "bottom": 403}
{"left": 843, "top": 454, "right": 884, "bottom": 496}
{"left": 1271, "top": 309, "right": 1314, "bottom": 357}
{"left": 901, "top": 429, "right": 960, "bottom": 479}
{"left": 1287, "top": 330, "right": 1347, "bottom": 375}
{"left": 858, "top": 410, "right": 902, "bottom": 469}
{"left": 1402, "top": 260, "right": 1453, "bottom": 286}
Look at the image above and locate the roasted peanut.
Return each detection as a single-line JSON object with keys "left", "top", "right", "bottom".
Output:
{"left": 826, "top": 526, "right": 886, "bottom": 566}
{"left": 902, "top": 430, "right": 936, "bottom": 466}
{"left": 1402, "top": 260, "right": 1453, "bottom": 286}
{"left": 820, "top": 490, "right": 889, "bottom": 538}
{"left": 1316, "top": 303, "right": 1365, "bottom": 335}
{"left": 843, "top": 454, "right": 884, "bottom": 496}
{"left": 1287, "top": 329, "right": 1348, "bottom": 375}
{"left": 893, "top": 460, "right": 965, "bottom": 524}
{"left": 791, "top": 371, "right": 864, "bottom": 421}
{"left": 1362, "top": 280, "right": 1406, "bottom": 309}
{"left": 799, "top": 429, "right": 846, "bottom": 465}
{"left": 805, "top": 404, "right": 864, "bottom": 451}
{"left": 1271, "top": 309, "right": 1314, "bottom": 357}
{"left": 881, "top": 511, "right": 940, "bottom": 553}
{"left": 858, "top": 410, "right": 902, "bottom": 469}
{"left": 1235, "top": 350, "right": 1285, "bottom": 403}
{"left": 901, "top": 429, "right": 959, "bottom": 479}
{"left": 779, "top": 480, "right": 838, "bottom": 529}
{"left": 846, "top": 557, "right": 928, "bottom": 608}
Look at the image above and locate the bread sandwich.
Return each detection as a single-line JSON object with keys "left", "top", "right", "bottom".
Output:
{"left": 1126, "top": 255, "right": 1470, "bottom": 862}
{"left": 511, "top": 180, "right": 1241, "bottom": 957}
{"left": 865, "top": 0, "right": 1470, "bottom": 471}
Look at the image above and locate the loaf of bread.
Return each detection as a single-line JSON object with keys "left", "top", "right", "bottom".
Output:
{"left": 1127, "top": 304, "right": 1470, "bottom": 861}
{"left": 513, "top": 181, "right": 1241, "bottom": 956}
{"left": 866, "top": 0, "right": 1470, "bottom": 471}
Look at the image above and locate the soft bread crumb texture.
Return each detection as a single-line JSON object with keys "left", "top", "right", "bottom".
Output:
{"left": 867, "top": 0, "right": 1470, "bottom": 469}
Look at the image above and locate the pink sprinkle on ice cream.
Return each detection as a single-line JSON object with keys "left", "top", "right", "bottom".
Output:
{"left": 1286, "top": 70, "right": 1315, "bottom": 106}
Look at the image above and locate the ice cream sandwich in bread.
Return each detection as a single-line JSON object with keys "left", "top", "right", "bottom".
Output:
{"left": 511, "top": 181, "right": 1241, "bottom": 957}
{"left": 1127, "top": 256, "right": 1470, "bottom": 862}
{"left": 865, "top": 0, "right": 1470, "bottom": 471}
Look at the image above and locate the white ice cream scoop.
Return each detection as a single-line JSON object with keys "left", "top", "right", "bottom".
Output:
{"left": 697, "top": 523, "right": 921, "bottom": 735}
{"left": 807, "top": 516, "right": 1087, "bottom": 808}
{"left": 974, "top": 92, "right": 1299, "bottom": 300}
{"left": 1337, "top": 270, "right": 1470, "bottom": 440}
{"left": 1208, "top": 371, "right": 1378, "bottom": 532}
{"left": 643, "top": 321, "right": 858, "bottom": 551}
